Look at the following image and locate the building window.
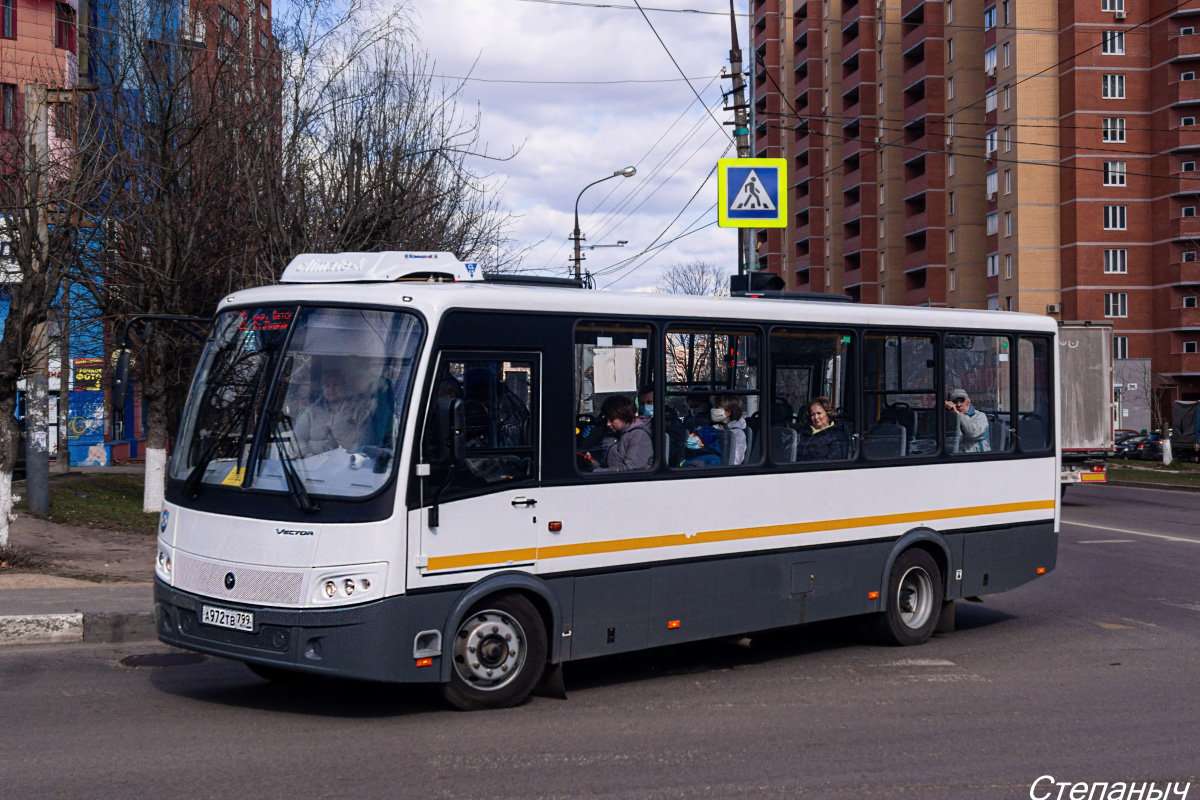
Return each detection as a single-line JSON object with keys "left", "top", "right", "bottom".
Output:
{"left": 1003, "top": 0, "right": 1010, "bottom": 23}
{"left": 1005, "top": 169, "right": 1012, "bottom": 194}
{"left": 2, "top": 0, "right": 15, "bottom": 39}
{"left": 948, "top": 154, "right": 955, "bottom": 176}
{"left": 987, "top": 170, "right": 999, "bottom": 195}
{"left": 1005, "top": 211, "right": 1013, "bottom": 236}
{"left": 985, "top": 88, "right": 997, "bottom": 112}
{"left": 948, "top": 38, "right": 954, "bottom": 61}
{"left": 1, "top": 83, "right": 14, "bottom": 131}
{"left": 1184, "top": 296, "right": 1198, "bottom": 308}
{"left": 987, "top": 212, "right": 999, "bottom": 235}
{"left": 1103, "top": 117, "right": 1126, "bottom": 142}
{"left": 259, "top": 31, "right": 269, "bottom": 49}
{"left": 1184, "top": 26, "right": 1196, "bottom": 35}
{"left": 1104, "top": 161, "right": 1127, "bottom": 185}
{"left": 1005, "top": 296, "right": 1013, "bottom": 311}
{"left": 1104, "top": 248, "right": 1128, "bottom": 273}
{"left": 947, "top": 76, "right": 955, "bottom": 99}
{"left": 1184, "top": 206, "right": 1197, "bottom": 217}
{"left": 54, "top": 3, "right": 76, "bottom": 53}
{"left": 984, "top": 46, "right": 997, "bottom": 72}
{"left": 1101, "top": 0, "right": 1124, "bottom": 11}
{"left": 880, "top": 252, "right": 886, "bottom": 273}
{"left": 260, "top": 2, "right": 269, "bottom": 19}
{"left": 879, "top": 184, "right": 886, "bottom": 203}
{"left": 948, "top": 230, "right": 956, "bottom": 253}
{"left": 1003, "top": 42, "right": 1010, "bottom": 66}
{"left": 1102, "top": 30, "right": 1125, "bottom": 54}
{"left": 1184, "top": 116, "right": 1197, "bottom": 126}
{"left": 1186, "top": 342, "right": 1199, "bottom": 354}
{"left": 1103, "top": 205, "right": 1127, "bottom": 230}
{"left": 988, "top": 296, "right": 1000, "bottom": 311}
{"left": 1184, "top": 161, "right": 1196, "bottom": 172}
{"left": 1102, "top": 74, "right": 1126, "bottom": 99}
{"left": 1185, "top": 250, "right": 1199, "bottom": 262}
{"left": 949, "top": 268, "right": 956, "bottom": 291}
{"left": 1004, "top": 126, "right": 1012, "bottom": 151}
{"left": 1005, "top": 253, "right": 1013, "bottom": 278}
{"left": 1186, "top": 71, "right": 1198, "bottom": 81}
{"left": 949, "top": 191, "right": 956, "bottom": 214}
{"left": 1114, "top": 336, "right": 1128, "bottom": 359}
{"left": 947, "top": 0, "right": 953, "bottom": 22}
{"left": 987, "top": 254, "right": 999, "bottom": 276}
{"left": 1004, "top": 85, "right": 1012, "bottom": 109}
{"left": 984, "top": 6, "right": 997, "bottom": 30}
{"left": 946, "top": 115, "right": 955, "bottom": 137}
{"left": 985, "top": 129, "right": 998, "bottom": 153}
{"left": 1105, "top": 292, "right": 1128, "bottom": 318}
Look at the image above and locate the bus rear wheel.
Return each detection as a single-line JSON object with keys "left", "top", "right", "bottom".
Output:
{"left": 441, "top": 593, "right": 547, "bottom": 711}
{"left": 869, "top": 548, "right": 944, "bottom": 647}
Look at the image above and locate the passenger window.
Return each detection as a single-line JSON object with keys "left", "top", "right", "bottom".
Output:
{"left": 421, "top": 355, "right": 536, "bottom": 500}
{"left": 665, "top": 326, "right": 760, "bottom": 468}
{"left": 943, "top": 334, "right": 1014, "bottom": 455}
{"left": 1017, "top": 336, "right": 1053, "bottom": 451}
{"left": 574, "top": 322, "right": 656, "bottom": 475}
{"left": 770, "top": 328, "right": 855, "bottom": 463}
{"left": 862, "top": 334, "right": 938, "bottom": 459}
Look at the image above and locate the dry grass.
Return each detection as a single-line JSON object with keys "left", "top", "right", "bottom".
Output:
{"left": 0, "top": 543, "right": 47, "bottom": 571}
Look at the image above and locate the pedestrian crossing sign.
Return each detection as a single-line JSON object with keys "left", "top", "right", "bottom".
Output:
{"left": 718, "top": 158, "right": 787, "bottom": 228}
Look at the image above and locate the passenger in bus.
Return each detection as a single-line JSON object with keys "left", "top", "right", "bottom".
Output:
{"left": 712, "top": 395, "right": 748, "bottom": 465}
{"left": 294, "top": 367, "right": 376, "bottom": 456}
{"left": 581, "top": 394, "right": 654, "bottom": 472}
{"left": 682, "top": 426, "right": 722, "bottom": 467}
{"left": 945, "top": 388, "right": 991, "bottom": 453}
{"left": 682, "top": 391, "right": 713, "bottom": 432}
{"left": 796, "top": 396, "right": 851, "bottom": 461}
{"left": 640, "top": 383, "right": 688, "bottom": 466}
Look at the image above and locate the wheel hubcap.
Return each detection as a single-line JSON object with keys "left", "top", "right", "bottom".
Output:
{"left": 896, "top": 566, "right": 934, "bottom": 630}
{"left": 452, "top": 610, "right": 526, "bottom": 691}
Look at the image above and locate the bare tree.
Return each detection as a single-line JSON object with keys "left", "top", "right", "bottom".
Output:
{"left": 656, "top": 260, "right": 732, "bottom": 297}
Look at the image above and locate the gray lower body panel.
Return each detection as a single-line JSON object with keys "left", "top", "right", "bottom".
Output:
{"left": 155, "top": 520, "right": 1056, "bottom": 683}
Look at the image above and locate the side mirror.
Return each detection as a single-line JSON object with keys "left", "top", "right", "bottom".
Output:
{"left": 111, "top": 349, "right": 132, "bottom": 414}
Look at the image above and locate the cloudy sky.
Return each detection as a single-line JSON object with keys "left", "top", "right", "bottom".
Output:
{"left": 414, "top": 0, "right": 751, "bottom": 291}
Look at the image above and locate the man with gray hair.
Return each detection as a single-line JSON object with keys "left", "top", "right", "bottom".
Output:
{"left": 945, "top": 388, "right": 991, "bottom": 453}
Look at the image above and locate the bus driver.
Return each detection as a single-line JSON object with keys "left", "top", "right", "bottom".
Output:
{"left": 294, "top": 367, "right": 375, "bottom": 456}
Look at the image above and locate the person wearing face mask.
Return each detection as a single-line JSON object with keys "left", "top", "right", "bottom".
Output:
{"left": 682, "top": 391, "right": 712, "bottom": 432}
{"left": 639, "top": 384, "right": 688, "bottom": 466}
{"left": 796, "top": 396, "right": 850, "bottom": 461}
{"left": 710, "top": 395, "right": 748, "bottom": 466}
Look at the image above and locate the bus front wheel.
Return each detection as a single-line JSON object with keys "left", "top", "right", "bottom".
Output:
{"left": 869, "top": 548, "right": 944, "bottom": 647}
{"left": 441, "top": 593, "right": 548, "bottom": 711}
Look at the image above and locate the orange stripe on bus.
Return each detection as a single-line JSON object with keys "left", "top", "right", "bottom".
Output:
{"left": 423, "top": 499, "right": 1056, "bottom": 572}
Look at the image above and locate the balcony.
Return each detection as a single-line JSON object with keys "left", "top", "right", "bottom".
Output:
{"left": 903, "top": 95, "right": 929, "bottom": 123}
{"left": 1174, "top": 128, "right": 1200, "bottom": 150}
{"left": 902, "top": 26, "right": 927, "bottom": 59}
{"left": 901, "top": 0, "right": 925, "bottom": 20}
{"left": 1171, "top": 305, "right": 1200, "bottom": 328}
{"left": 794, "top": 160, "right": 812, "bottom": 184}
{"left": 1171, "top": 79, "right": 1200, "bottom": 106}
{"left": 795, "top": 267, "right": 813, "bottom": 292}
{"left": 1171, "top": 34, "right": 1200, "bottom": 61}
{"left": 904, "top": 247, "right": 929, "bottom": 273}
{"left": 843, "top": 266, "right": 864, "bottom": 287}
{"left": 1169, "top": 261, "right": 1200, "bottom": 284}
{"left": 1162, "top": 351, "right": 1200, "bottom": 374}
{"left": 1174, "top": 215, "right": 1200, "bottom": 238}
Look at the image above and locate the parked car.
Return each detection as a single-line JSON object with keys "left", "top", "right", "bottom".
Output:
{"left": 1113, "top": 435, "right": 1148, "bottom": 458}
{"left": 1136, "top": 433, "right": 1164, "bottom": 461}
{"left": 1115, "top": 428, "right": 1139, "bottom": 439}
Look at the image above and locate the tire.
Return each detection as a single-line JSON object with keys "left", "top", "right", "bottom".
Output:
{"left": 440, "top": 593, "right": 547, "bottom": 711}
{"left": 246, "top": 662, "right": 320, "bottom": 685}
{"left": 868, "top": 548, "right": 944, "bottom": 647}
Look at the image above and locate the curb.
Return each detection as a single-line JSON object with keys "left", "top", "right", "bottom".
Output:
{"left": 0, "top": 611, "right": 157, "bottom": 646}
{"left": 1105, "top": 478, "right": 1200, "bottom": 493}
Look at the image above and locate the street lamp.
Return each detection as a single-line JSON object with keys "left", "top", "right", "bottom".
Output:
{"left": 572, "top": 166, "right": 636, "bottom": 280}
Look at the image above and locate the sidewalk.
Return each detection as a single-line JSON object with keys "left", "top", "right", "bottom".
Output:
{"left": 0, "top": 512, "right": 158, "bottom": 646}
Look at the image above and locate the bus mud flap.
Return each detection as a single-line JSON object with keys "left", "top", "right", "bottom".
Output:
{"left": 533, "top": 662, "right": 568, "bottom": 700}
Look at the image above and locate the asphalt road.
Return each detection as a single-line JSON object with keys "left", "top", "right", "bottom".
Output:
{"left": 2, "top": 484, "right": 1198, "bottom": 799}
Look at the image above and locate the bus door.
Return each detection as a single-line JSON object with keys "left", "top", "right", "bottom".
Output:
{"left": 412, "top": 352, "right": 541, "bottom": 576}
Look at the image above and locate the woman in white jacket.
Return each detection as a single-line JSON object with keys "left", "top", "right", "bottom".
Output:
{"left": 712, "top": 395, "right": 749, "bottom": 465}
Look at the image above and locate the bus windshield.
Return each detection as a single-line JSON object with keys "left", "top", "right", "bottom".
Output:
{"left": 169, "top": 306, "right": 423, "bottom": 500}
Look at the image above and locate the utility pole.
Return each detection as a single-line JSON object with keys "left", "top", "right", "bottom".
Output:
{"left": 56, "top": 277, "right": 71, "bottom": 473}
{"left": 24, "top": 83, "right": 51, "bottom": 515}
{"left": 725, "top": 0, "right": 752, "bottom": 276}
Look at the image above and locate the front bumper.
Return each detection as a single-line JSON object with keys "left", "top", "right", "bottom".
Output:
{"left": 154, "top": 579, "right": 452, "bottom": 683}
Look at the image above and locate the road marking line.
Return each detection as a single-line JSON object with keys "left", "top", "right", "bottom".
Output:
{"left": 1095, "top": 621, "right": 1133, "bottom": 630}
{"left": 1062, "top": 520, "right": 1200, "bottom": 544}
{"left": 1076, "top": 539, "right": 1135, "bottom": 544}
{"left": 872, "top": 658, "right": 956, "bottom": 667}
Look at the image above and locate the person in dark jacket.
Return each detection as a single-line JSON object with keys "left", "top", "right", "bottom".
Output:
{"left": 582, "top": 395, "right": 654, "bottom": 472}
{"left": 796, "top": 396, "right": 850, "bottom": 461}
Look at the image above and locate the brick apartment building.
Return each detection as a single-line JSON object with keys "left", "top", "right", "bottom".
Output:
{"left": 0, "top": 0, "right": 79, "bottom": 141}
{"left": 751, "top": 0, "right": 1200, "bottom": 424}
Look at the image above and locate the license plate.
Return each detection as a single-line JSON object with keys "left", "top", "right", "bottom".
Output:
{"left": 201, "top": 605, "right": 254, "bottom": 632}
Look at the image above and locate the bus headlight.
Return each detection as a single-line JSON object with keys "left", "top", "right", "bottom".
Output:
{"left": 155, "top": 543, "right": 174, "bottom": 584}
{"left": 310, "top": 564, "right": 387, "bottom": 606}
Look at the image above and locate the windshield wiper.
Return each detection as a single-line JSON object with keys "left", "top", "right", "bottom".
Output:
{"left": 270, "top": 412, "right": 319, "bottom": 514}
{"left": 182, "top": 411, "right": 245, "bottom": 499}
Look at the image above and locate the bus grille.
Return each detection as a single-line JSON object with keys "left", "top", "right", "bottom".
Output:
{"left": 175, "top": 554, "right": 306, "bottom": 607}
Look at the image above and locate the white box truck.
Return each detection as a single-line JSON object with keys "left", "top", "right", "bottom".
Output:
{"left": 1059, "top": 321, "right": 1114, "bottom": 492}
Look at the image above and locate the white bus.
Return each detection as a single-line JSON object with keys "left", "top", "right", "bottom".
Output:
{"left": 153, "top": 251, "right": 1059, "bottom": 710}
